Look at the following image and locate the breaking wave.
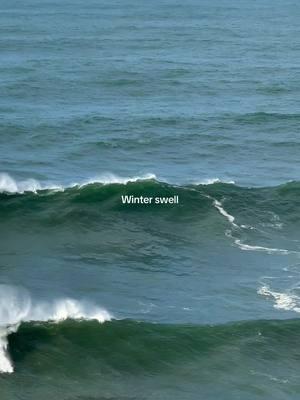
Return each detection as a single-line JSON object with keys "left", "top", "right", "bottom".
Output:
{"left": 0, "top": 285, "right": 111, "bottom": 373}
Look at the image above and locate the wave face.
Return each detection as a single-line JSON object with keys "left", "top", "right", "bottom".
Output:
{"left": 3, "top": 317, "right": 300, "bottom": 399}
{"left": 8, "top": 317, "right": 300, "bottom": 372}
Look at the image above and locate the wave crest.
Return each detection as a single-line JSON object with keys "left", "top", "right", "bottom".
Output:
{"left": 0, "top": 172, "right": 158, "bottom": 194}
{"left": 0, "top": 172, "right": 236, "bottom": 194}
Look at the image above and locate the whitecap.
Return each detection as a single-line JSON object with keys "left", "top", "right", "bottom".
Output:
{"left": 0, "top": 172, "right": 156, "bottom": 194}
{"left": 194, "top": 178, "right": 235, "bottom": 185}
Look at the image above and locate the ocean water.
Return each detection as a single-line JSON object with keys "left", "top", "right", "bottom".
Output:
{"left": 1, "top": 0, "right": 300, "bottom": 398}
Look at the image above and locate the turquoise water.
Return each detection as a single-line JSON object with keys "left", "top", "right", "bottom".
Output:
{"left": 1, "top": 0, "right": 300, "bottom": 398}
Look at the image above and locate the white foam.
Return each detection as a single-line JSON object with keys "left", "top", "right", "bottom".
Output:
{"left": 213, "top": 198, "right": 292, "bottom": 255}
{"left": 194, "top": 178, "right": 235, "bottom": 185}
{"left": 0, "top": 172, "right": 156, "bottom": 194}
{"left": 0, "top": 173, "right": 236, "bottom": 194}
{"left": 234, "top": 239, "right": 291, "bottom": 255}
{"left": 0, "top": 173, "right": 41, "bottom": 194}
{"left": 258, "top": 285, "right": 300, "bottom": 313}
{"left": 0, "top": 285, "right": 111, "bottom": 373}
{"left": 76, "top": 173, "right": 156, "bottom": 187}
{"left": 213, "top": 199, "right": 238, "bottom": 228}
{"left": 0, "top": 173, "right": 63, "bottom": 194}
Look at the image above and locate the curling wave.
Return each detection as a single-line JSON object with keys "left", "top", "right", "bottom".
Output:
{"left": 0, "top": 285, "right": 111, "bottom": 373}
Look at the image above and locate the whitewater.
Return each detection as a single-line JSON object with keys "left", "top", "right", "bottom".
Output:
{"left": 0, "top": 285, "right": 111, "bottom": 373}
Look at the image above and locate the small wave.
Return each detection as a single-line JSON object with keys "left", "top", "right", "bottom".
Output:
{"left": 232, "top": 112, "right": 300, "bottom": 124}
{"left": 0, "top": 285, "right": 111, "bottom": 373}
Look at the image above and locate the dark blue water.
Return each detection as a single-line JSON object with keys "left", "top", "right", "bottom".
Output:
{"left": 1, "top": 0, "right": 300, "bottom": 399}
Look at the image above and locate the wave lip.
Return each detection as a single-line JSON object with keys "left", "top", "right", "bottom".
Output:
{"left": 0, "top": 285, "right": 111, "bottom": 374}
{"left": 0, "top": 172, "right": 157, "bottom": 194}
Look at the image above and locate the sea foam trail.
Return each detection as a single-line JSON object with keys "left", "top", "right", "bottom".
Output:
{"left": 213, "top": 199, "right": 238, "bottom": 228}
{"left": 212, "top": 198, "right": 292, "bottom": 255}
{"left": 0, "top": 285, "right": 111, "bottom": 374}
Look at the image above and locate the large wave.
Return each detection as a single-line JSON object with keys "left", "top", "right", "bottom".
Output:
{"left": 1, "top": 173, "right": 300, "bottom": 255}
{"left": 1, "top": 283, "right": 300, "bottom": 375}
{"left": 6, "top": 313, "right": 300, "bottom": 376}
